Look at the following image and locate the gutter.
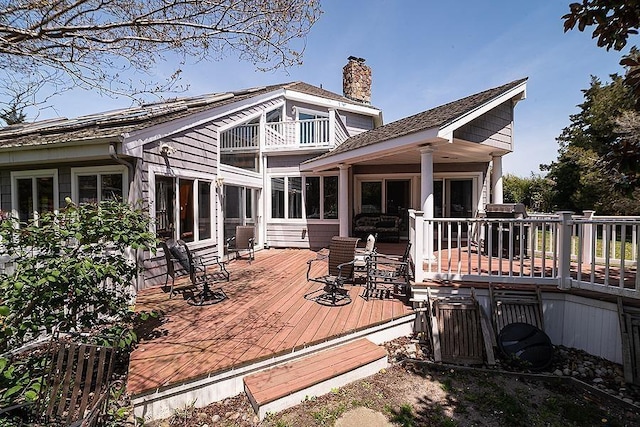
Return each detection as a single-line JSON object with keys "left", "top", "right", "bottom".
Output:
{"left": 109, "top": 141, "right": 135, "bottom": 190}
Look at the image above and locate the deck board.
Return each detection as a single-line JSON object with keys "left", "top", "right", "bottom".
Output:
{"left": 129, "top": 248, "right": 413, "bottom": 396}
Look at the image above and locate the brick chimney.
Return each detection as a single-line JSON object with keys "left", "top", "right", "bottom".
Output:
{"left": 343, "top": 56, "right": 371, "bottom": 104}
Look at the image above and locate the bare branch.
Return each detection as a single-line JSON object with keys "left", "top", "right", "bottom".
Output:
{"left": 0, "top": 0, "right": 322, "bottom": 113}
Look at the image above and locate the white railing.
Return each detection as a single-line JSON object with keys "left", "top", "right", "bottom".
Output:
{"left": 221, "top": 117, "right": 346, "bottom": 152}
{"left": 409, "top": 210, "right": 640, "bottom": 299}
{"left": 265, "top": 118, "right": 332, "bottom": 150}
{"left": 220, "top": 122, "right": 260, "bottom": 151}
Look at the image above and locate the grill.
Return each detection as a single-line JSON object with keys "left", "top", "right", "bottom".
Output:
{"left": 483, "top": 203, "right": 528, "bottom": 257}
{"left": 485, "top": 203, "right": 527, "bottom": 219}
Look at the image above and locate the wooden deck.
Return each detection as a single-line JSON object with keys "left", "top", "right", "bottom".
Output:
{"left": 128, "top": 246, "right": 413, "bottom": 397}
{"left": 425, "top": 245, "right": 636, "bottom": 289}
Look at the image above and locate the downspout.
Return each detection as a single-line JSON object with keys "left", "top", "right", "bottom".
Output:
{"left": 109, "top": 141, "right": 135, "bottom": 190}
{"left": 109, "top": 141, "right": 143, "bottom": 295}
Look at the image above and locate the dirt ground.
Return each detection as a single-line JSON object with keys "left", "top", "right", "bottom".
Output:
{"left": 151, "top": 359, "right": 640, "bottom": 427}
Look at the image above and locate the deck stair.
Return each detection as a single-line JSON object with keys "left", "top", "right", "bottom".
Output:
{"left": 243, "top": 338, "right": 388, "bottom": 419}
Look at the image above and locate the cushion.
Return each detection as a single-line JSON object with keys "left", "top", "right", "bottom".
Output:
{"left": 380, "top": 215, "right": 398, "bottom": 224}
{"left": 375, "top": 221, "right": 396, "bottom": 229}
{"left": 169, "top": 244, "right": 190, "bottom": 271}
{"left": 357, "top": 217, "right": 379, "bottom": 227}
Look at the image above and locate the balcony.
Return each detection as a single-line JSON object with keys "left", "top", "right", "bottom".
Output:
{"left": 220, "top": 116, "right": 349, "bottom": 153}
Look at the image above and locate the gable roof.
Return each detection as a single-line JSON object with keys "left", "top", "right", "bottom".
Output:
{"left": 0, "top": 81, "right": 375, "bottom": 149}
{"left": 314, "top": 77, "right": 527, "bottom": 160}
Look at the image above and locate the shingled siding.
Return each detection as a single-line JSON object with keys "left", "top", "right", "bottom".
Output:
{"left": 453, "top": 101, "right": 513, "bottom": 149}
{"left": 142, "top": 98, "right": 285, "bottom": 289}
{"left": 266, "top": 222, "right": 339, "bottom": 250}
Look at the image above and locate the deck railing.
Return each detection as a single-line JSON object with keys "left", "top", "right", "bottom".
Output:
{"left": 220, "top": 116, "right": 349, "bottom": 152}
{"left": 409, "top": 210, "right": 640, "bottom": 299}
{"left": 265, "top": 118, "right": 332, "bottom": 150}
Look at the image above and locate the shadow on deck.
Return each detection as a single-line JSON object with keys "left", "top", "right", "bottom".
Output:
{"left": 129, "top": 245, "right": 414, "bottom": 420}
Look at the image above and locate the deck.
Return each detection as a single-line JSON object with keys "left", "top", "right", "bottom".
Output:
{"left": 128, "top": 245, "right": 413, "bottom": 397}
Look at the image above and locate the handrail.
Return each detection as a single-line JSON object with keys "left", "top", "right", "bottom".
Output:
{"left": 408, "top": 210, "right": 640, "bottom": 299}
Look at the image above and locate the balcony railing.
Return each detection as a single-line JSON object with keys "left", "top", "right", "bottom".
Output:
{"left": 409, "top": 210, "right": 640, "bottom": 299}
{"left": 265, "top": 118, "right": 331, "bottom": 150}
{"left": 220, "top": 116, "right": 350, "bottom": 153}
{"left": 220, "top": 122, "right": 260, "bottom": 152}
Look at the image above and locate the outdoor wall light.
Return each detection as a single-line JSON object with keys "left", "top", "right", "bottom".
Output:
{"left": 216, "top": 177, "right": 225, "bottom": 188}
{"left": 159, "top": 143, "right": 177, "bottom": 156}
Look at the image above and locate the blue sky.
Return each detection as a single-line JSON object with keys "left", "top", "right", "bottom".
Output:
{"left": 26, "top": 1, "right": 630, "bottom": 177}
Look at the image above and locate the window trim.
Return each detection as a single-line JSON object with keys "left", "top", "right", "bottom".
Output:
{"left": 10, "top": 169, "right": 59, "bottom": 220}
{"left": 71, "top": 165, "right": 129, "bottom": 204}
{"left": 269, "top": 173, "right": 339, "bottom": 222}
{"left": 148, "top": 165, "right": 216, "bottom": 245}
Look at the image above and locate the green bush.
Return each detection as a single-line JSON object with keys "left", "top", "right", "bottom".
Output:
{"left": 0, "top": 198, "right": 158, "bottom": 408}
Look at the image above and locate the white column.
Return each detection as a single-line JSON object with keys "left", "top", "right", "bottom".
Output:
{"left": 338, "top": 164, "right": 349, "bottom": 237}
{"left": 491, "top": 154, "right": 504, "bottom": 204}
{"left": 420, "top": 146, "right": 434, "bottom": 260}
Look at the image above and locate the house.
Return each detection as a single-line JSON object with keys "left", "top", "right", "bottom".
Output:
{"left": 0, "top": 57, "right": 527, "bottom": 290}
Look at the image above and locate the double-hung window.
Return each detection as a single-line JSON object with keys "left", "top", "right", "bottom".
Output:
{"left": 71, "top": 166, "right": 128, "bottom": 204}
{"left": 11, "top": 169, "right": 58, "bottom": 222}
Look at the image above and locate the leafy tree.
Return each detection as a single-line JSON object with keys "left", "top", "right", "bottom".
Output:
{"left": 503, "top": 174, "right": 554, "bottom": 213}
{"left": 0, "top": 0, "right": 322, "bottom": 113}
{"left": 0, "top": 199, "right": 157, "bottom": 407}
{"left": 542, "top": 74, "right": 640, "bottom": 214}
{"left": 563, "top": 1, "right": 640, "bottom": 101}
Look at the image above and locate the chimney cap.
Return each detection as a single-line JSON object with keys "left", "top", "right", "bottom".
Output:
{"left": 347, "top": 56, "right": 366, "bottom": 63}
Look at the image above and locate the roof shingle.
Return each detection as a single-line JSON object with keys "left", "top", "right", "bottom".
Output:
{"left": 323, "top": 78, "right": 527, "bottom": 157}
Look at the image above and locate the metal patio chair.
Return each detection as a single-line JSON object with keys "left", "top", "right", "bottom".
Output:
{"left": 225, "top": 225, "right": 256, "bottom": 263}
{"left": 160, "top": 239, "right": 191, "bottom": 298}
{"left": 304, "top": 236, "right": 359, "bottom": 306}
{"left": 177, "top": 240, "right": 229, "bottom": 306}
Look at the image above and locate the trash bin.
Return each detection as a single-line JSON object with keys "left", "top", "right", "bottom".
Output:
{"left": 484, "top": 203, "right": 528, "bottom": 257}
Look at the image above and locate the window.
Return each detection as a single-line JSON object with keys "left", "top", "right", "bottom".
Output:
{"left": 305, "top": 177, "right": 320, "bottom": 219}
{"left": 155, "top": 176, "right": 175, "bottom": 241}
{"left": 199, "top": 182, "right": 211, "bottom": 240}
{"left": 298, "top": 111, "right": 329, "bottom": 145}
{"left": 288, "top": 177, "right": 302, "bottom": 219}
{"left": 271, "top": 178, "right": 285, "bottom": 218}
{"left": 361, "top": 181, "right": 382, "bottom": 213}
{"left": 11, "top": 170, "right": 58, "bottom": 222}
{"left": 179, "top": 179, "right": 194, "bottom": 242}
{"left": 220, "top": 117, "right": 260, "bottom": 172}
{"left": 155, "top": 174, "right": 213, "bottom": 242}
{"left": 72, "top": 166, "right": 127, "bottom": 204}
{"left": 323, "top": 176, "right": 338, "bottom": 219}
{"left": 294, "top": 175, "right": 340, "bottom": 220}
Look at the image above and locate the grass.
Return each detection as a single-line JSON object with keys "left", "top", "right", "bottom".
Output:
{"left": 532, "top": 227, "right": 637, "bottom": 261}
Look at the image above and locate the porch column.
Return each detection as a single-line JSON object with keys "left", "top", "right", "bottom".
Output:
{"left": 338, "top": 164, "right": 349, "bottom": 237}
{"left": 491, "top": 154, "right": 504, "bottom": 204}
{"left": 420, "top": 145, "right": 434, "bottom": 260}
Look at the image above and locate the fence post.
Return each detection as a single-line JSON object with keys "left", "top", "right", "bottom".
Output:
{"left": 413, "top": 210, "right": 425, "bottom": 283}
{"left": 581, "top": 210, "right": 595, "bottom": 266}
{"left": 557, "top": 211, "right": 574, "bottom": 290}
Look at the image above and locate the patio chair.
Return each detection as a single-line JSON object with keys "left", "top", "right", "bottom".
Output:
{"left": 304, "top": 236, "right": 360, "bottom": 306}
{"left": 160, "top": 239, "right": 191, "bottom": 298}
{"left": 363, "top": 243, "right": 412, "bottom": 301}
{"left": 354, "top": 233, "right": 377, "bottom": 281}
{"left": 225, "top": 225, "right": 256, "bottom": 263}
{"left": 0, "top": 328, "right": 121, "bottom": 427}
{"left": 176, "top": 240, "right": 229, "bottom": 306}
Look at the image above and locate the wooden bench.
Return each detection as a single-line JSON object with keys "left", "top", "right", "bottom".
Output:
{"left": 425, "top": 287, "right": 495, "bottom": 366}
{"left": 243, "top": 338, "right": 387, "bottom": 419}
{"left": 490, "top": 285, "right": 544, "bottom": 339}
